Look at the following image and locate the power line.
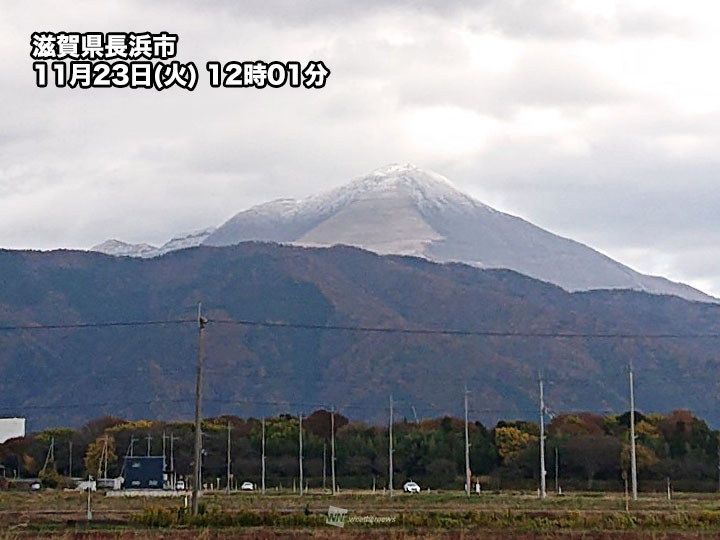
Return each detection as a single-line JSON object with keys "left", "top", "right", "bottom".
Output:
{"left": 0, "top": 398, "right": 193, "bottom": 411}
{"left": 0, "top": 319, "right": 194, "bottom": 331}
{"left": 0, "top": 394, "right": 538, "bottom": 417}
{"left": 208, "top": 318, "right": 720, "bottom": 339}
{"left": 3, "top": 316, "right": 720, "bottom": 339}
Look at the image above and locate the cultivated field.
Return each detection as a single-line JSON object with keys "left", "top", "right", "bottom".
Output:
{"left": 3, "top": 489, "right": 720, "bottom": 539}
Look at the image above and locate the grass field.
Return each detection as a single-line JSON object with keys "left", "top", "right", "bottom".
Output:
{"left": 3, "top": 489, "right": 720, "bottom": 538}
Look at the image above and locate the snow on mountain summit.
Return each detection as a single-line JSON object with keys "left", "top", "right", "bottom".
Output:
{"left": 91, "top": 239, "right": 159, "bottom": 258}
{"left": 306, "top": 163, "right": 486, "bottom": 215}
{"left": 205, "top": 164, "right": 716, "bottom": 303}
{"left": 155, "top": 227, "right": 216, "bottom": 255}
{"left": 204, "top": 163, "right": 487, "bottom": 252}
{"left": 92, "top": 227, "right": 215, "bottom": 258}
{"left": 92, "top": 164, "right": 715, "bottom": 303}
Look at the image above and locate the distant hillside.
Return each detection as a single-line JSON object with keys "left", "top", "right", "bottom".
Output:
{"left": 1, "top": 243, "right": 720, "bottom": 430}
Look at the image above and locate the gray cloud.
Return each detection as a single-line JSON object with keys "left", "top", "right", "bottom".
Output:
{"left": 1, "top": 0, "right": 719, "bottom": 297}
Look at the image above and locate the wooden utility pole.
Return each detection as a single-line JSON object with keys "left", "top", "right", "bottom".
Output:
{"left": 191, "top": 302, "right": 207, "bottom": 515}
{"left": 331, "top": 408, "right": 337, "bottom": 495}
{"left": 68, "top": 440, "right": 73, "bottom": 478}
{"left": 389, "top": 395, "right": 394, "bottom": 496}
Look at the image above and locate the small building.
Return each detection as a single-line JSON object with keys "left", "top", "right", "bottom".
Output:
{"left": 97, "top": 477, "right": 122, "bottom": 490}
{"left": 76, "top": 480, "right": 97, "bottom": 492}
{"left": 0, "top": 418, "right": 25, "bottom": 444}
{"left": 123, "top": 456, "right": 164, "bottom": 489}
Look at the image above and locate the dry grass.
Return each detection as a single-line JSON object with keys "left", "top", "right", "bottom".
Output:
{"left": 3, "top": 489, "right": 720, "bottom": 538}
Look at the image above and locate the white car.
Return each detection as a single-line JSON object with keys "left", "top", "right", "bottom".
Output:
{"left": 175, "top": 480, "right": 186, "bottom": 490}
{"left": 30, "top": 482, "right": 41, "bottom": 491}
{"left": 403, "top": 481, "right": 420, "bottom": 493}
{"left": 240, "top": 481, "right": 255, "bottom": 491}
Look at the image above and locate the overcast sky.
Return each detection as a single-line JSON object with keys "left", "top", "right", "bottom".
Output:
{"left": 2, "top": 1, "right": 720, "bottom": 296}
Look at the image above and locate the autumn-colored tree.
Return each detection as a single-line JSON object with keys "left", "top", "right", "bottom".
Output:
{"left": 621, "top": 443, "right": 659, "bottom": 476}
{"left": 84, "top": 435, "right": 117, "bottom": 478}
{"left": 304, "top": 409, "right": 349, "bottom": 440}
{"left": 22, "top": 453, "right": 37, "bottom": 476}
{"left": 549, "top": 413, "right": 603, "bottom": 437}
{"left": 494, "top": 426, "right": 535, "bottom": 465}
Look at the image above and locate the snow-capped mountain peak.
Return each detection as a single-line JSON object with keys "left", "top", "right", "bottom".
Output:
{"left": 91, "top": 164, "right": 716, "bottom": 303}
{"left": 301, "top": 163, "right": 486, "bottom": 216}
{"left": 204, "top": 164, "right": 715, "bottom": 302}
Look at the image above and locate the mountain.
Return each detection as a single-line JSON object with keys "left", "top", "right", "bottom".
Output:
{"left": 2, "top": 243, "right": 720, "bottom": 430}
{"left": 91, "top": 239, "right": 159, "bottom": 258}
{"left": 154, "top": 228, "right": 216, "bottom": 255}
{"left": 204, "top": 164, "right": 714, "bottom": 303}
{"left": 92, "top": 228, "right": 215, "bottom": 258}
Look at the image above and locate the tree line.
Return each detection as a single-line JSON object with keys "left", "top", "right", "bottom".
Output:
{"left": 1, "top": 409, "right": 718, "bottom": 492}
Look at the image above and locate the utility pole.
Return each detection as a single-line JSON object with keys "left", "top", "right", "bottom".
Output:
{"left": 322, "top": 443, "right": 327, "bottom": 491}
{"left": 331, "top": 407, "right": 337, "bottom": 495}
{"left": 629, "top": 361, "right": 638, "bottom": 501}
{"left": 169, "top": 433, "right": 178, "bottom": 489}
{"left": 192, "top": 302, "right": 208, "bottom": 516}
{"left": 464, "top": 386, "right": 471, "bottom": 497}
{"left": 87, "top": 486, "right": 92, "bottom": 521}
{"left": 226, "top": 420, "right": 232, "bottom": 495}
{"left": 555, "top": 446, "right": 559, "bottom": 494}
{"left": 539, "top": 373, "right": 547, "bottom": 499}
{"left": 146, "top": 434, "right": 152, "bottom": 456}
{"left": 298, "top": 413, "right": 304, "bottom": 496}
{"left": 162, "top": 432, "right": 167, "bottom": 473}
{"left": 103, "top": 434, "right": 109, "bottom": 479}
{"left": 129, "top": 436, "right": 136, "bottom": 457}
{"left": 261, "top": 417, "right": 266, "bottom": 494}
{"left": 717, "top": 434, "right": 720, "bottom": 493}
{"left": 42, "top": 436, "right": 55, "bottom": 474}
{"left": 68, "top": 440, "right": 73, "bottom": 479}
{"left": 97, "top": 437, "right": 107, "bottom": 479}
{"left": 389, "top": 395, "right": 394, "bottom": 496}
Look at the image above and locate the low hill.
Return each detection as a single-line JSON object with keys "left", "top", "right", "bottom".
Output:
{"left": 1, "top": 243, "right": 719, "bottom": 430}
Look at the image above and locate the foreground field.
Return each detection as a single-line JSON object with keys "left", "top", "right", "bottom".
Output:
{"left": 3, "top": 489, "right": 720, "bottom": 539}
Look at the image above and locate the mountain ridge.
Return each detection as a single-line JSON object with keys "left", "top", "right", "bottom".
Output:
{"left": 2, "top": 242, "right": 720, "bottom": 430}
